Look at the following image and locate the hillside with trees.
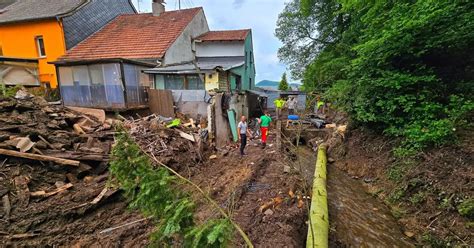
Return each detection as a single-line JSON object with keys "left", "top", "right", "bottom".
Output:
{"left": 276, "top": 0, "right": 473, "bottom": 245}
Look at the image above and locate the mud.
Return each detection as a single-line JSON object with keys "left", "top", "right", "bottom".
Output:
{"left": 191, "top": 134, "right": 309, "bottom": 247}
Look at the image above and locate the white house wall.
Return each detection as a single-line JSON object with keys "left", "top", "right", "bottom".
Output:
{"left": 195, "top": 41, "right": 245, "bottom": 57}
{"left": 164, "top": 10, "right": 210, "bottom": 65}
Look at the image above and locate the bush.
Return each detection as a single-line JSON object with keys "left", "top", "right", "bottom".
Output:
{"left": 457, "top": 199, "right": 474, "bottom": 220}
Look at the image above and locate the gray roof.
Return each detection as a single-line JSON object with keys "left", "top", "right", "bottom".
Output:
{"left": 0, "top": 0, "right": 86, "bottom": 24}
{"left": 144, "top": 56, "right": 245, "bottom": 74}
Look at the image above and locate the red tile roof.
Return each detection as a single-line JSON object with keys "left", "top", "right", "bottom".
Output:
{"left": 59, "top": 7, "right": 202, "bottom": 61}
{"left": 196, "top": 29, "right": 250, "bottom": 42}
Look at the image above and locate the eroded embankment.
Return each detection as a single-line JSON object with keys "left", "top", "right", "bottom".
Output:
{"left": 330, "top": 128, "right": 473, "bottom": 246}
{"left": 294, "top": 146, "right": 413, "bottom": 247}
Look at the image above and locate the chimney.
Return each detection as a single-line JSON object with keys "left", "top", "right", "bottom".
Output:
{"left": 152, "top": 0, "right": 165, "bottom": 16}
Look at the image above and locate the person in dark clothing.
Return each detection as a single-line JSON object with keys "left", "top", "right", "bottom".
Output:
{"left": 237, "top": 115, "right": 251, "bottom": 156}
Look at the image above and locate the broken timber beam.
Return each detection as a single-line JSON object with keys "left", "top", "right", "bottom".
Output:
{"left": 0, "top": 148, "right": 80, "bottom": 167}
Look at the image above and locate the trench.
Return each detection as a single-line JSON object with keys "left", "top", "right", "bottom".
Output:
{"left": 294, "top": 147, "right": 413, "bottom": 247}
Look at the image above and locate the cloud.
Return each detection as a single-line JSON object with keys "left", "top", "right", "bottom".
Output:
{"left": 233, "top": 0, "right": 245, "bottom": 8}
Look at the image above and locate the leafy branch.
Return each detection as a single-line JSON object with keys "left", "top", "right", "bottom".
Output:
{"left": 110, "top": 129, "right": 253, "bottom": 247}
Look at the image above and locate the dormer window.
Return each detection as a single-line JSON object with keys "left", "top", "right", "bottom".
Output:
{"left": 35, "top": 36, "right": 46, "bottom": 57}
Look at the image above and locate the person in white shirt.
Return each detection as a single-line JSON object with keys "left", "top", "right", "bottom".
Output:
{"left": 287, "top": 96, "right": 298, "bottom": 115}
{"left": 237, "top": 116, "right": 251, "bottom": 156}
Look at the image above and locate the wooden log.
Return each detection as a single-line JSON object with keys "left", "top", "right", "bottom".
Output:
{"left": 42, "top": 150, "right": 109, "bottom": 162}
{"left": 306, "top": 144, "right": 328, "bottom": 248}
{"left": 0, "top": 148, "right": 80, "bottom": 166}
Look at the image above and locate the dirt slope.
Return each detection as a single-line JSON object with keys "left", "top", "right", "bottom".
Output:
{"left": 330, "top": 127, "right": 473, "bottom": 246}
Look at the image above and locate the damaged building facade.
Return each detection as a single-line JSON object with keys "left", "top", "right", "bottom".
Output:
{"left": 0, "top": 0, "right": 136, "bottom": 88}
{"left": 53, "top": 1, "right": 261, "bottom": 146}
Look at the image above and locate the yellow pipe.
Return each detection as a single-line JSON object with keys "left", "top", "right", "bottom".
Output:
{"left": 307, "top": 144, "right": 328, "bottom": 248}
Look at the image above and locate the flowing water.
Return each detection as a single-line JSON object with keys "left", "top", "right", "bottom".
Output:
{"left": 295, "top": 147, "right": 414, "bottom": 247}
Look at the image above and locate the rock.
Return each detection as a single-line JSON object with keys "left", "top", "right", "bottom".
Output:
{"left": 404, "top": 231, "right": 415, "bottom": 238}
{"left": 283, "top": 165, "right": 291, "bottom": 173}
{"left": 263, "top": 209, "right": 274, "bottom": 216}
{"left": 209, "top": 155, "right": 217, "bottom": 160}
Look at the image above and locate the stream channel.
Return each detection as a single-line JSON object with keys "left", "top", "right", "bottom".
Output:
{"left": 295, "top": 147, "right": 414, "bottom": 247}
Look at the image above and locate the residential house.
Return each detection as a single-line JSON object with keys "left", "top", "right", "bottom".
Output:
{"left": 54, "top": 4, "right": 209, "bottom": 109}
{"left": 0, "top": 0, "right": 136, "bottom": 88}
{"left": 144, "top": 29, "right": 256, "bottom": 117}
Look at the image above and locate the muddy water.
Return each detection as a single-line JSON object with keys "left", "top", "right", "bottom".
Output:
{"left": 295, "top": 148, "right": 413, "bottom": 247}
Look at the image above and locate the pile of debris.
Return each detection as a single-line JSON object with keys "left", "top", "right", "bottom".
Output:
{"left": 124, "top": 114, "right": 209, "bottom": 172}
{"left": 0, "top": 91, "right": 212, "bottom": 245}
{"left": 0, "top": 91, "right": 114, "bottom": 168}
{"left": 0, "top": 92, "right": 119, "bottom": 244}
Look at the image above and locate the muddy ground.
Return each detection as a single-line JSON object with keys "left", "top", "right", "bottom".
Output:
{"left": 330, "top": 127, "right": 473, "bottom": 246}
{"left": 1, "top": 125, "right": 308, "bottom": 247}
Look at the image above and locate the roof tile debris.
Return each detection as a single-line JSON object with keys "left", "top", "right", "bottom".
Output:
{"left": 59, "top": 7, "right": 202, "bottom": 61}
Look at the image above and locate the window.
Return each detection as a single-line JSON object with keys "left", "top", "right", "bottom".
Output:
{"left": 164, "top": 75, "right": 184, "bottom": 89}
{"left": 35, "top": 36, "right": 46, "bottom": 57}
{"left": 187, "top": 75, "right": 204, "bottom": 90}
{"left": 89, "top": 65, "right": 104, "bottom": 85}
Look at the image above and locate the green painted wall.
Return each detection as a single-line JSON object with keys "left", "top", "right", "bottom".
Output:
{"left": 230, "top": 31, "right": 255, "bottom": 91}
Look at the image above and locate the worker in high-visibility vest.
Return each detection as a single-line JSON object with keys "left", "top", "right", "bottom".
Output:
{"left": 274, "top": 97, "right": 286, "bottom": 119}
{"left": 315, "top": 95, "right": 325, "bottom": 115}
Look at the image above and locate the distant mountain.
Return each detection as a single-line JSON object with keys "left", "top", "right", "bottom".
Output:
{"left": 256, "top": 80, "right": 279, "bottom": 88}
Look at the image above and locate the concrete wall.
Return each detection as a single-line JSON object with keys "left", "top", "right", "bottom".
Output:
{"left": 171, "top": 89, "right": 211, "bottom": 118}
{"left": 214, "top": 94, "right": 231, "bottom": 147}
{"left": 205, "top": 71, "right": 219, "bottom": 90}
{"left": 229, "top": 93, "right": 248, "bottom": 123}
{"left": 195, "top": 41, "right": 245, "bottom": 57}
{"left": 164, "top": 9, "right": 209, "bottom": 65}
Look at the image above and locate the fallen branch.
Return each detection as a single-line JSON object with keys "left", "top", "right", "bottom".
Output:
{"left": 99, "top": 217, "right": 151, "bottom": 234}
{"left": 145, "top": 146, "right": 254, "bottom": 248}
{"left": 0, "top": 148, "right": 80, "bottom": 167}
{"left": 30, "top": 183, "right": 73, "bottom": 198}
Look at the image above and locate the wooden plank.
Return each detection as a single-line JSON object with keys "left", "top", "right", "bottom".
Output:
{"left": 0, "top": 148, "right": 80, "bottom": 166}
{"left": 148, "top": 89, "right": 174, "bottom": 117}
{"left": 227, "top": 109, "right": 238, "bottom": 142}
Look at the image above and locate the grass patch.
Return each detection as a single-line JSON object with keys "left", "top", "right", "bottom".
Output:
{"left": 457, "top": 198, "right": 474, "bottom": 220}
{"left": 387, "top": 160, "right": 414, "bottom": 182}
{"left": 388, "top": 186, "right": 406, "bottom": 204}
{"left": 409, "top": 191, "right": 426, "bottom": 205}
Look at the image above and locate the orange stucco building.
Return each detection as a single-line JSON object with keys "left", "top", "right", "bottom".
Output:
{"left": 0, "top": 20, "right": 66, "bottom": 88}
{"left": 0, "top": 0, "right": 136, "bottom": 88}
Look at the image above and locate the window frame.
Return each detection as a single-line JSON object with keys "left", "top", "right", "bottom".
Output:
{"left": 35, "top": 36, "right": 46, "bottom": 58}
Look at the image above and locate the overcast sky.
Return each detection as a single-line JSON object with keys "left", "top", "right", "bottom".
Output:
{"left": 131, "top": 0, "right": 291, "bottom": 84}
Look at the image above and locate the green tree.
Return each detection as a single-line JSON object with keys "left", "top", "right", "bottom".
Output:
{"left": 279, "top": 72, "right": 290, "bottom": 91}
{"left": 279, "top": 0, "right": 474, "bottom": 152}
{"left": 275, "top": 0, "right": 347, "bottom": 79}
